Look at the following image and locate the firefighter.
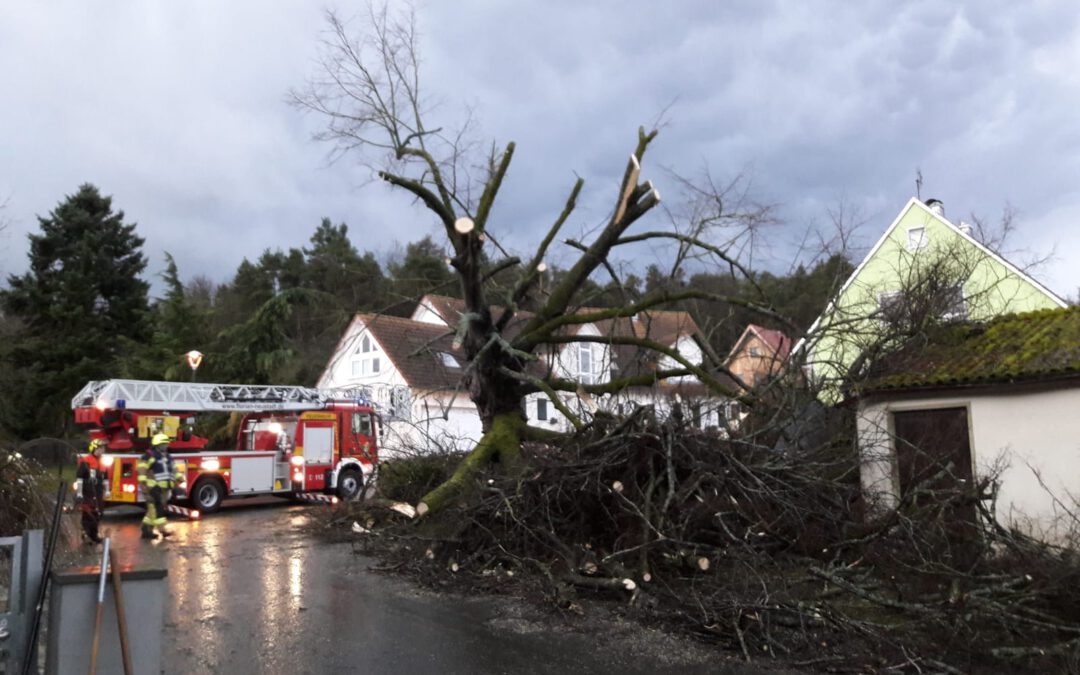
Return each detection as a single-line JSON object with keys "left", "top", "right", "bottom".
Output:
{"left": 75, "top": 438, "right": 106, "bottom": 544}
{"left": 138, "top": 432, "right": 178, "bottom": 539}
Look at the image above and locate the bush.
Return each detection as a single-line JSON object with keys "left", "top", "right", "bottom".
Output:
{"left": 377, "top": 452, "right": 462, "bottom": 504}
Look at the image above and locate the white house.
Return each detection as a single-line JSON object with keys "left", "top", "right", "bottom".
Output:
{"left": 855, "top": 306, "right": 1080, "bottom": 543}
{"left": 317, "top": 295, "right": 736, "bottom": 456}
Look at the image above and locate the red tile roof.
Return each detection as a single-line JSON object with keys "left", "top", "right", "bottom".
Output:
{"left": 748, "top": 324, "right": 793, "bottom": 360}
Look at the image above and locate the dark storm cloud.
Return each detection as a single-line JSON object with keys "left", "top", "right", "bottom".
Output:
{"left": 1, "top": 1, "right": 1078, "bottom": 296}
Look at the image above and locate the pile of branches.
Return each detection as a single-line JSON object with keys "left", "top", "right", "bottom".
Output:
{"left": 353, "top": 412, "right": 1080, "bottom": 672}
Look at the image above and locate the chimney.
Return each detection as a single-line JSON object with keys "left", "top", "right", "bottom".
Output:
{"left": 958, "top": 221, "right": 973, "bottom": 236}
{"left": 925, "top": 198, "right": 945, "bottom": 217}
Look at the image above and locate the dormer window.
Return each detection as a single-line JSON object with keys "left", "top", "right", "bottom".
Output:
{"left": 438, "top": 352, "right": 461, "bottom": 369}
{"left": 907, "top": 226, "right": 928, "bottom": 251}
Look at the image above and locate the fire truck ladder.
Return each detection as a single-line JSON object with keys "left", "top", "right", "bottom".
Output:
{"left": 72, "top": 379, "right": 370, "bottom": 413}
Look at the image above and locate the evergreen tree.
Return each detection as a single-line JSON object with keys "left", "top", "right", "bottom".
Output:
{"left": 387, "top": 235, "right": 457, "bottom": 310}
{"left": 0, "top": 184, "right": 151, "bottom": 438}
{"left": 303, "top": 218, "right": 385, "bottom": 309}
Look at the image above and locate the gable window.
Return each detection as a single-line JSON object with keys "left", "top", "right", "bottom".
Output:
{"left": 353, "top": 356, "right": 381, "bottom": 376}
{"left": 536, "top": 398, "right": 548, "bottom": 421}
{"left": 907, "top": 226, "right": 928, "bottom": 251}
{"left": 578, "top": 345, "right": 595, "bottom": 385}
{"left": 749, "top": 346, "right": 761, "bottom": 357}
{"left": 359, "top": 335, "right": 373, "bottom": 353}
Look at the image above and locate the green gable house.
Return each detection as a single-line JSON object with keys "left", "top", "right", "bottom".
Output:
{"left": 855, "top": 307, "right": 1080, "bottom": 542}
{"left": 798, "top": 197, "right": 1066, "bottom": 398}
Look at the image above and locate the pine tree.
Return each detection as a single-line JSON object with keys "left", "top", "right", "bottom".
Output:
{"left": 0, "top": 184, "right": 151, "bottom": 438}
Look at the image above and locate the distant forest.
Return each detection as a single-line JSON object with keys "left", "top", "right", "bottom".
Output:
{"left": 0, "top": 184, "right": 852, "bottom": 440}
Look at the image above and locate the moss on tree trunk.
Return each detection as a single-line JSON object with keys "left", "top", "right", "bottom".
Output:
{"left": 417, "top": 412, "right": 525, "bottom": 516}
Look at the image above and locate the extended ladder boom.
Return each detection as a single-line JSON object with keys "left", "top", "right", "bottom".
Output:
{"left": 73, "top": 379, "right": 371, "bottom": 413}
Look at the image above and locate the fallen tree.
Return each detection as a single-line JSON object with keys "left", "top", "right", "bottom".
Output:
{"left": 340, "top": 408, "right": 1080, "bottom": 673}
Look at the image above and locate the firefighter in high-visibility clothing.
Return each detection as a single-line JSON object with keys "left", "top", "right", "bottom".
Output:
{"left": 75, "top": 438, "right": 106, "bottom": 544}
{"left": 138, "top": 433, "right": 181, "bottom": 539}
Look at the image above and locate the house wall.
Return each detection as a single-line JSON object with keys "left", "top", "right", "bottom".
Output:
{"left": 381, "top": 390, "right": 484, "bottom": 459}
{"left": 548, "top": 323, "right": 612, "bottom": 384}
{"left": 728, "top": 333, "right": 785, "bottom": 387}
{"left": 316, "top": 319, "right": 409, "bottom": 391}
{"left": 410, "top": 303, "right": 447, "bottom": 325}
{"left": 658, "top": 336, "right": 704, "bottom": 381}
{"left": 857, "top": 386, "right": 1080, "bottom": 542}
{"left": 809, "top": 200, "right": 1062, "bottom": 390}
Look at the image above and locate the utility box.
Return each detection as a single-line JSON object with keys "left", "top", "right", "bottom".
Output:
{"left": 45, "top": 566, "right": 167, "bottom": 675}
{"left": 0, "top": 530, "right": 44, "bottom": 673}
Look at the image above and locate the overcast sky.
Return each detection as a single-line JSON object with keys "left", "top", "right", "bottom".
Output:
{"left": 2, "top": 1, "right": 1079, "bottom": 299}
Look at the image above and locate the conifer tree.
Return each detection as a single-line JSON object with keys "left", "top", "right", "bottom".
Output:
{"left": 0, "top": 184, "right": 150, "bottom": 437}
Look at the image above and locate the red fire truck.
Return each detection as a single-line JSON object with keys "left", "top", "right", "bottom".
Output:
{"left": 72, "top": 379, "right": 379, "bottom": 515}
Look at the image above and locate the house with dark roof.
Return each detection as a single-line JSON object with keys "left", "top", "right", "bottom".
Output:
{"left": 317, "top": 295, "right": 735, "bottom": 455}
{"left": 855, "top": 306, "right": 1080, "bottom": 541}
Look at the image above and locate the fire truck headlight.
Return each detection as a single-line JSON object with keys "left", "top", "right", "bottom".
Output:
{"left": 268, "top": 422, "right": 283, "bottom": 434}
{"left": 123, "top": 484, "right": 136, "bottom": 494}
{"left": 95, "top": 399, "right": 109, "bottom": 411}
{"left": 101, "top": 455, "right": 114, "bottom": 468}
{"left": 289, "top": 455, "right": 304, "bottom": 467}
{"left": 293, "top": 471, "right": 303, "bottom": 482}
{"left": 201, "top": 459, "right": 221, "bottom": 471}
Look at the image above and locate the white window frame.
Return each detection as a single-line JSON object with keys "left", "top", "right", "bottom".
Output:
{"left": 353, "top": 356, "right": 381, "bottom": 376}
{"left": 577, "top": 344, "right": 595, "bottom": 385}
{"left": 906, "top": 226, "right": 928, "bottom": 251}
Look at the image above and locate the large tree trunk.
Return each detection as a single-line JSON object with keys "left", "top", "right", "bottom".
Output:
{"left": 417, "top": 410, "right": 524, "bottom": 516}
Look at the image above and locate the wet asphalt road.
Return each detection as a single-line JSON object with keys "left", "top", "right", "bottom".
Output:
{"left": 62, "top": 499, "right": 773, "bottom": 674}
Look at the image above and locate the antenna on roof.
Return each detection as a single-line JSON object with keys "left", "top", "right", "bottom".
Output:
{"left": 915, "top": 168, "right": 923, "bottom": 199}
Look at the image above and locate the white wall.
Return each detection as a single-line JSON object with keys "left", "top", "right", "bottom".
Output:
{"left": 378, "top": 390, "right": 483, "bottom": 459}
{"left": 658, "top": 335, "right": 704, "bottom": 380}
{"left": 857, "top": 386, "right": 1080, "bottom": 541}
{"left": 317, "top": 318, "right": 409, "bottom": 391}
{"left": 410, "top": 303, "right": 447, "bottom": 326}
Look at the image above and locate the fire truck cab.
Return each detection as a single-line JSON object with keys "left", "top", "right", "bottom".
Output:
{"left": 72, "top": 380, "right": 378, "bottom": 514}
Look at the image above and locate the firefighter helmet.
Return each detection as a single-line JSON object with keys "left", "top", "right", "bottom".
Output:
{"left": 89, "top": 438, "right": 103, "bottom": 451}
{"left": 151, "top": 432, "right": 170, "bottom": 448}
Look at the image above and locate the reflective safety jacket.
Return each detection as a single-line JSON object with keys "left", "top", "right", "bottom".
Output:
{"left": 76, "top": 454, "right": 105, "bottom": 503}
{"left": 137, "top": 447, "right": 180, "bottom": 488}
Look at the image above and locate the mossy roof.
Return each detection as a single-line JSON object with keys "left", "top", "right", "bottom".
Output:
{"left": 863, "top": 306, "right": 1080, "bottom": 393}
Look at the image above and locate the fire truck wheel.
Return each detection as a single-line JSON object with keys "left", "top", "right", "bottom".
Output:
{"left": 336, "top": 467, "right": 364, "bottom": 501}
{"left": 191, "top": 477, "right": 226, "bottom": 514}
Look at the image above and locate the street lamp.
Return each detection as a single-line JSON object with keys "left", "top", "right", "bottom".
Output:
{"left": 185, "top": 350, "right": 204, "bottom": 382}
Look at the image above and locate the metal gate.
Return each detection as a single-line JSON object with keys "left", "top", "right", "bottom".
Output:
{"left": 0, "top": 530, "right": 43, "bottom": 673}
